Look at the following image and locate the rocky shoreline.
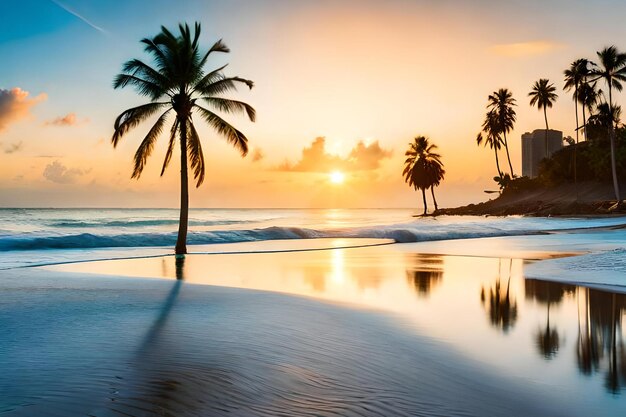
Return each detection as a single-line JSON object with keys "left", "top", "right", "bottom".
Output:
{"left": 436, "top": 181, "right": 626, "bottom": 217}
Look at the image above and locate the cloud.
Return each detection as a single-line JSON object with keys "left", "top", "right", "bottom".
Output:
{"left": 490, "top": 40, "right": 564, "bottom": 57}
{"left": 251, "top": 148, "right": 264, "bottom": 162}
{"left": 278, "top": 137, "right": 392, "bottom": 172}
{"left": 347, "top": 140, "right": 393, "bottom": 170}
{"left": 45, "top": 113, "right": 86, "bottom": 126}
{"left": 43, "top": 160, "right": 88, "bottom": 184}
{"left": 0, "top": 87, "right": 47, "bottom": 132}
{"left": 3, "top": 140, "right": 23, "bottom": 154}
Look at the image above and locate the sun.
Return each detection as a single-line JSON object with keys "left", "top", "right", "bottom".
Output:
{"left": 329, "top": 170, "right": 345, "bottom": 184}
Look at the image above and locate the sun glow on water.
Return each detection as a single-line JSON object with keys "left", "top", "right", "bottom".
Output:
{"left": 329, "top": 171, "right": 345, "bottom": 184}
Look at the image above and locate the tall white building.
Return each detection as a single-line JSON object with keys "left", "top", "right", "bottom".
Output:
{"left": 521, "top": 129, "right": 563, "bottom": 178}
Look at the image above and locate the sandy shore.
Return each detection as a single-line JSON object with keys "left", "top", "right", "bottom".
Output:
{"left": 2, "top": 233, "right": 626, "bottom": 416}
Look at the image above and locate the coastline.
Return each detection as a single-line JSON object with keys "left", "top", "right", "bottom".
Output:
{"left": 436, "top": 181, "right": 626, "bottom": 217}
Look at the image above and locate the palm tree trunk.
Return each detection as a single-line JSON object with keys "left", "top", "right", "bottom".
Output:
{"left": 175, "top": 117, "right": 189, "bottom": 255}
{"left": 494, "top": 146, "right": 502, "bottom": 177}
{"left": 430, "top": 186, "right": 438, "bottom": 211}
{"left": 421, "top": 188, "right": 428, "bottom": 215}
{"left": 543, "top": 106, "right": 550, "bottom": 158}
{"left": 582, "top": 103, "right": 587, "bottom": 141}
{"left": 574, "top": 86, "right": 579, "bottom": 201}
{"left": 608, "top": 86, "right": 621, "bottom": 203}
{"left": 502, "top": 131, "right": 514, "bottom": 177}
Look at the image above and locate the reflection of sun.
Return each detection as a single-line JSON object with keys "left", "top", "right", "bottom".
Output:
{"left": 329, "top": 171, "right": 345, "bottom": 184}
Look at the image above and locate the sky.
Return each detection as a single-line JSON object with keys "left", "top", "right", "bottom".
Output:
{"left": 2, "top": 0, "right": 626, "bottom": 208}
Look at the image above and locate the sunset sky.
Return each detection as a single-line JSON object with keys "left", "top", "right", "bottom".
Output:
{"left": 2, "top": 0, "right": 626, "bottom": 208}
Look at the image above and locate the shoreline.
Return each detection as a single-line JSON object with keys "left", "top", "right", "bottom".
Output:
{"left": 3, "top": 229, "right": 626, "bottom": 415}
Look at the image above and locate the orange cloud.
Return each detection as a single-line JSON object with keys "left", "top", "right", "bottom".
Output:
{"left": 0, "top": 87, "right": 47, "bottom": 132}
{"left": 45, "top": 113, "right": 86, "bottom": 126}
{"left": 489, "top": 40, "right": 564, "bottom": 57}
{"left": 278, "top": 137, "right": 392, "bottom": 172}
{"left": 251, "top": 147, "right": 264, "bottom": 162}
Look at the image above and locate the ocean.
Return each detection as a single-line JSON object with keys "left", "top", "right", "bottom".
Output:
{"left": 1, "top": 208, "right": 626, "bottom": 269}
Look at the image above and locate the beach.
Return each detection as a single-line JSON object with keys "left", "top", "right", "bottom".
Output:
{"left": 1, "top": 210, "right": 625, "bottom": 416}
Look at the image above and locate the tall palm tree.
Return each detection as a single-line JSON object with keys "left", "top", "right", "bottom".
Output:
{"left": 476, "top": 110, "right": 504, "bottom": 177}
{"left": 564, "top": 59, "right": 592, "bottom": 195}
{"left": 529, "top": 78, "right": 559, "bottom": 157}
{"left": 487, "top": 89, "right": 517, "bottom": 176}
{"left": 403, "top": 136, "right": 443, "bottom": 215}
{"left": 591, "top": 46, "right": 626, "bottom": 202}
{"left": 111, "top": 23, "right": 255, "bottom": 254}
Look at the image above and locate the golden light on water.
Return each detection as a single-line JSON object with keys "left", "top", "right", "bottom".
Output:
{"left": 329, "top": 171, "right": 345, "bottom": 184}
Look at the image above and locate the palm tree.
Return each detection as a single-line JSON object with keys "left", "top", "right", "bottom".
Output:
{"left": 564, "top": 59, "right": 592, "bottom": 195}
{"left": 426, "top": 157, "right": 445, "bottom": 211}
{"left": 403, "top": 136, "right": 444, "bottom": 215}
{"left": 529, "top": 78, "right": 559, "bottom": 158}
{"left": 476, "top": 110, "right": 504, "bottom": 177}
{"left": 111, "top": 23, "right": 255, "bottom": 254}
{"left": 578, "top": 81, "right": 599, "bottom": 139}
{"left": 487, "top": 89, "right": 517, "bottom": 176}
{"left": 591, "top": 46, "right": 626, "bottom": 203}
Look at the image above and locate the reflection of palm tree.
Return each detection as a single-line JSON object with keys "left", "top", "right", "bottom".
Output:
{"left": 525, "top": 279, "right": 574, "bottom": 359}
{"left": 481, "top": 262, "right": 517, "bottom": 333}
{"left": 535, "top": 303, "right": 560, "bottom": 359}
{"left": 111, "top": 23, "right": 255, "bottom": 254}
{"left": 576, "top": 287, "right": 626, "bottom": 394}
{"left": 406, "top": 254, "right": 443, "bottom": 297}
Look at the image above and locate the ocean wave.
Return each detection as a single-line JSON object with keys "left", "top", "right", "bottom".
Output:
{"left": 0, "top": 224, "right": 544, "bottom": 251}
{"left": 49, "top": 219, "right": 253, "bottom": 228}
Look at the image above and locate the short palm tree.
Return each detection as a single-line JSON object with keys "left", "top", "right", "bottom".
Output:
{"left": 487, "top": 89, "right": 516, "bottom": 176}
{"left": 111, "top": 23, "right": 255, "bottom": 254}
{"left": 591, "top": 46, "right": 626, "bottom": 202}
{"left": 476, "top": 110, "right": 504, "bottom": 177}
{"left": 403, "top": 136, "right": 444, "bottom": 215}
{"left": 529, "top": 78, "right": 558, "bottom": 157}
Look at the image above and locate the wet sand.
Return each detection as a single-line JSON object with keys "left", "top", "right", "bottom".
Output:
{"left": 2, "top": 238, "right": 626, "bottom": 416}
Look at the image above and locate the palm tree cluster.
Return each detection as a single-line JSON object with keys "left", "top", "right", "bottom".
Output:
{"left": 552, "top": 47, "right": 625, "bottom": 202}
{"left": 402, "top": 136, "right": 445, "bottom": 215}
{"left": 476, "top": 88, "right": 517, "bottom": 178}
{"left": 476, "top": 45, "right": 626, "bottom": 203}
{"left": 111, "top": 23, "right": 255, "bottom": 254}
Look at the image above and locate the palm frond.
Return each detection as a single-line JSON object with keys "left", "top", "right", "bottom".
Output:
{"left": 113, "top": 74, "right": 167, "bottom": 99}
{"left": 161, "top": 119, "right": 179, "bottom": 176}
{"left": 132, "top": 110, "right": 170, "bottom": 179}
{"left": 112, "top": 102, "right": 169, "bottom": 147}
{"left": 186, "top": 119, "right": 206, "bottom": 187}
{"left": 194, "top": 105, "right": 249, "bottom": 156}
{"left": 198, "top": 39, "right": 230, "bottom": 69}
{"left": 202, "top": 97, "right": 256, "bottom": 121}
{"left": 121, "top": 59, "right": 171, "bottom": 92}
{"left": 196, "top": 76, "right": 254, "bottom": 96}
